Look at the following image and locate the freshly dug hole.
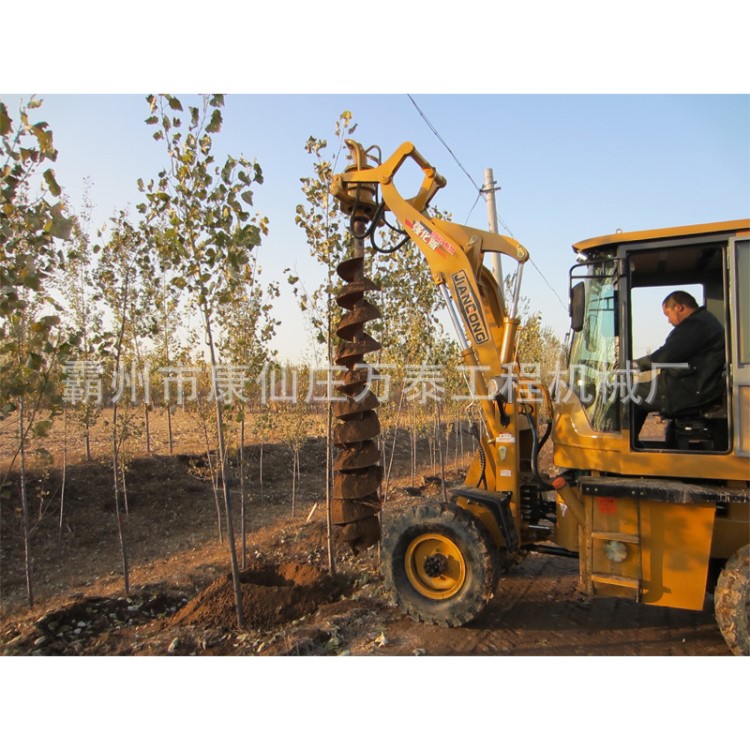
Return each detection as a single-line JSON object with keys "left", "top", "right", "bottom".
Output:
{"left": 171, "top": 561, "right": 352, "bottom": 631}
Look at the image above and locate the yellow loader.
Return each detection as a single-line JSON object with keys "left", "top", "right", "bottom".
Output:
{"left": 327, "top": 139, "right": 750, "bottom": 655}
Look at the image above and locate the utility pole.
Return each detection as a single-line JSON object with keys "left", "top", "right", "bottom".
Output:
{"left": 483, "top": 167, "right": 502, "bottom": 285}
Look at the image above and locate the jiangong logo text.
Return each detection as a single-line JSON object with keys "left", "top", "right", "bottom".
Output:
{"left": 452, "top": 271, "right": 489, "bottom": 344}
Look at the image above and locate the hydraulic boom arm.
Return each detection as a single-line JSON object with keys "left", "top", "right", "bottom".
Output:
{"left": 329, "top": 140, "right": 538, "bottom": 554}
{"left": 333, "top": 140, "right": 530, "bottom": 434}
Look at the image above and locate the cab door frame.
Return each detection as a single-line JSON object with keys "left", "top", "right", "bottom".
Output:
{"left": 729, "top": 236, "right": 750, "bottom": 456}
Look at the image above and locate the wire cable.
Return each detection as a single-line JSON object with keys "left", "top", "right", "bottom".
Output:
{"left": 486, "top": 211, "right": 569, "bottom": 314}
{"left": 464, "top": 190, "right": 483, "bottom": 225}
{"left": 407, "top": 94, "right": 483, "bottom": 193}
{"left": 529, "top": 258, "right": 569, "bottom": 312}
{"left": 408, "top": 94, "right": 568, "bottom": 313}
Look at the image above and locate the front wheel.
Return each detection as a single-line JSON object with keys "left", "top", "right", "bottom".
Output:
{"left": 381, "top": 502, "right": 498, "bottom": 627}
{"left": 715, "top": 544, "right": 750, "bottom": 656}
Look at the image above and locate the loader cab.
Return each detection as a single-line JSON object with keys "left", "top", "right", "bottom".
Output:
{"left": 565, "top": 220, "right": 750, "bottom": 460}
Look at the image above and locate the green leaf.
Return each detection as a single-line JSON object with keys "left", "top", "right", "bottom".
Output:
{"left": 166, "top": 96, "right": 183, "bottom": 111}
{"left": 0, "top": 102, "right": 10, "bottom": 135}
{"left": 206, "top": 109, "right": 223, "bottom": 133}
{"left": 43, "top": 168, "right": 62, "bottom": 197}
{"left": 49, "top": 202, "right": 73, "bottom": 239}
{"left": 26, "top": 352, "right": 44, "bottom": 371}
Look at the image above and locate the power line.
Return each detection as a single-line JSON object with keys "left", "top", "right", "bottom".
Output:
{"left": 407, "top": 94, "right": 482, "bottom": 193}
{"left": 408, "top": 94, "right": 567, "bottom": 313}
{"left": 464, "top": 191, "right": 483, "bottom": 225}
{"left": 406, "top": 95, "right": 486, "bottom": 225}
{"left": 489, "top": 215, "right": 569, "bottom": 313}
{"left": 529, "top": 258, "right": 569, "bottom": 312}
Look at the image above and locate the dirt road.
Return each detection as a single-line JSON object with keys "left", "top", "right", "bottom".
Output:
{"left": 365, "top": 551, "right": 729, "bottom": 656}
{"left": 0, "top": 430, "right": 732, "bottom": 657}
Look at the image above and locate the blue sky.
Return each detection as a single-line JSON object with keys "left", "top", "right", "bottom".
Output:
{"left": 7, "top": 92, "right": 747, "bottom": 361}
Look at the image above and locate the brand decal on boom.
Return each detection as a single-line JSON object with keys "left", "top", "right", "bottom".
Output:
{"left": 404, "top": 219, "right": 456, "bottom": 257}
{"left": 452, "top": 271, "right": 489, "bottom": 344}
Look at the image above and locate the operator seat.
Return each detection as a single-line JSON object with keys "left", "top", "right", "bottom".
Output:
{"left": 661, "top": 381, "right": 728, "bottom": 452}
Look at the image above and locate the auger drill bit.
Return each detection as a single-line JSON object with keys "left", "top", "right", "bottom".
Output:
{"left": 328, "top": 141, "right": 386, "bottom": 553}
{"left": 333, "top": 247, "right": 383, "bottom": 553}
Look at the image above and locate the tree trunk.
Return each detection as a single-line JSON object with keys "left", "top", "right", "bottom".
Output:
{"left": 240, "top": 415, "right": 247, "bottom": 569}
{"left": 163, "top": 276, "right": 174, "bottom": 456}
{"left": 204, "top": 308, "right": 245, "bottom": 630}
{"left": 453, "top": 419, "right": 461, "bottom": 466}
{"left": 18, "top": 399, "right": 34, "bottom": 608}
{"left": 144, "top": 403, "right": 152, "bottom": 454}
{"left": 259, "top": 440, "right": 264, "bottom": 503}
{"left": 325, "top": 400, "right": 335, "bottom": 574}
{"left": 166, "top": 406, "right": 174, "bottom": 455}
{"left": 121, "top": 459, "right": 129, "bottom": 517}
{"left": 112, "top": 400, "right": 130, "bottom": 596}
{"left": 411, "top": 417, "right": 418, "bottom": 484}
{"left": 59, "top": 407, "right": 68, "bottom": 542}
{"left": 110, "top": 266, "right": 131, "bottom": 594}
{"left": 202, "top": 420, "right": 224, "bottom": 543}
{"left": 291, "top": 447, "right": 298, "bottom": 517}
{"left": 436, "top": 402, "right": 447, "bottom": 503}
{"left": 383, "top": 388, "right": 405, "bottom": 506}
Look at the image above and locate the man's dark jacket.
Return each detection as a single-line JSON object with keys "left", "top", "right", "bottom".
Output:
{"left": 636, "top": 306, "right": 725, "bottom": 416}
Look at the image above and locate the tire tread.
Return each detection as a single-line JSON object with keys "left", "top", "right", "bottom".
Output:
{"left": 715, "top": 544, "right": 750, "bottom": 656}
{"left": 382, "top": 502, "right": 498, "bottom": 627}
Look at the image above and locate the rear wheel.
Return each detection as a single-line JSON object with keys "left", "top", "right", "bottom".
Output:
{"left": 714, "top": 544, "right": 750, "bottom": 656}
{"left": 382, "top": 502, "right": 498, "bottom": 627}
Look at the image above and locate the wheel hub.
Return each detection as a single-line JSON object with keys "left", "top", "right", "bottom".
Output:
{"left": 404, "top": 533, "right": 467, "bottom": 600}
{"left": 423, "top": 553, "right": 448, "bottom": 578}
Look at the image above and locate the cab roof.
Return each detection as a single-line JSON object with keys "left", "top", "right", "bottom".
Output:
{"left": 573, "top": 219, "right": 750, "bottom": 255}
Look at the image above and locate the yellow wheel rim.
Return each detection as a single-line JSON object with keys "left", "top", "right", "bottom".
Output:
{"left": 404, "top": 533, "right": 466, "bottom": 600}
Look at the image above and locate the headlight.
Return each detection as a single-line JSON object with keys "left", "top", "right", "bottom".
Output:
{"left": 604, "top": 540, "right": 628, "bottom": 563}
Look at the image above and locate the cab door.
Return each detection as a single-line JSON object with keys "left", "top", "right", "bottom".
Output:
{"left": 729, "top": 236, "right": 750, "bottom": 456}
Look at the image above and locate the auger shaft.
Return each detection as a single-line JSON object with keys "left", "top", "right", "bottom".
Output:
{"left": 332, "top": 217, "right": 383, "bottom": 552}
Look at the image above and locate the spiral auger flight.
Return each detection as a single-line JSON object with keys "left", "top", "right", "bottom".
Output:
{"left": 329, "top": 141, "right": 385, "bottom": 553}
{"left": 332, "top": 254, "right": 383, "bottom": 553}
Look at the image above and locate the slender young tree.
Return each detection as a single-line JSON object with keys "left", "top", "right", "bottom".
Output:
{"left": 94, "top": 210, "right": 151, "bottom": 595}
{"left": 290, "top": 111, "right": 357, "bottom": 572}
{"left": 138, "top": 94, "right": 268, "bottom": 629}
{"left": 148, "top": 268, "right": 187, "bottom": 454}
{"left": 56, "top": 178, "right": 103, "bottom": 462}
{"left": 0, "top": 96, "right": 75, "bottom": 606}
{"left": 217, "top": 246, "right": 279, "bottom": 567}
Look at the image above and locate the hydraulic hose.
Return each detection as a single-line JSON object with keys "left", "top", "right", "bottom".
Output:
{"left": 469, "top": 421, "right": 487, "bottom": 489}
{"left": 521, "top": 406, "right": 555, "bottom": 491}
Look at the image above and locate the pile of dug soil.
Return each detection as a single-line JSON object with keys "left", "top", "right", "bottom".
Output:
{"left": 171, "top": 561, "right": 353, "bottom": 631}
{"left": 1, "top": 587, "right": 190, "bottom": 656}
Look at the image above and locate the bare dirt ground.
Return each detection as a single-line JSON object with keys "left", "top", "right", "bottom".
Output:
{"left": 0, "top": 411, "right": 732, "bottom": 657}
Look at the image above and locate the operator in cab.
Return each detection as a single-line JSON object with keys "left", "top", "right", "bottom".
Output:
{"left": 632, "top": 290, "right": 725, "bottom": 442}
